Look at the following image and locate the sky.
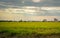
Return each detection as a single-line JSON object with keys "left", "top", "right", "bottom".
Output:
{"left": 0, "top": 0, "right": 60, "bottom": 21}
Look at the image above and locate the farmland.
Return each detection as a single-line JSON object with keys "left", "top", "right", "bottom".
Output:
{"left": 0, "top": 22, "right": 60, "bottom": 38}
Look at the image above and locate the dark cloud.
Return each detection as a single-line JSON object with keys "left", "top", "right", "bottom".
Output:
{"left": 0, "top": 5, "right": 8, "bottom": 9}
{"left": 0, "top": 0, "right": 60, "bottom": 7}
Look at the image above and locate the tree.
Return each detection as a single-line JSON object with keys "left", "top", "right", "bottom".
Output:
{"left": 42, "top": 19, "right": 47, "bottom": 22}
{"left": 54, "top": 18, "right": 58, "bottom": 22}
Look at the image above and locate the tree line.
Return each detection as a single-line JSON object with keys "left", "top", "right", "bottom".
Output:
{"left": 0, "top": 18, "right": 60, "bottom": 22}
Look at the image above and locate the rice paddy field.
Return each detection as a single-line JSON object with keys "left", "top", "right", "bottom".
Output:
{"left": 0, "top": 22, "right": 60, "bottom": 38}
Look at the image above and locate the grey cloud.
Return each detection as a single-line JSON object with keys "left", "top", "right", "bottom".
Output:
{"left": 0, "top": 0, "right": 60, "bottom": 16}
{"left": 0, "top": 0, "right": 60, "bottom": 7}
{"left": 36, "top": 10, "right": 60, "bottom": 16}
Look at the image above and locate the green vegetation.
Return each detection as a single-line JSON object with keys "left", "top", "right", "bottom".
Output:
{"left": 0, "top": 22, "right": 60, "bottom": 38}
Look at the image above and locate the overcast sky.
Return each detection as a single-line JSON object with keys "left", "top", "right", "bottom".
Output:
{"left": 0, "top": 0, "right": 60, "bottom": 21}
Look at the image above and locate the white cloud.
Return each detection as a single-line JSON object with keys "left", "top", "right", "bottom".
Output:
{"left": 1, "top": 6, "right": 60, "bottom": 16}
{"left": 41, "top": 7, "right": 60, "bottom": 10}
{"left": 5, "top": 6, "right": 40, "bottom": 15}
{"left": 0, "top": 6, "right": 60, "bottom": 21}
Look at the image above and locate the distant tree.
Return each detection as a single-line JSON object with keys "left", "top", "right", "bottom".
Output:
{"left": 42, "top": 19, "right": 47, "bottom": 22}
{"left": 19, "top": 19, "right": 22, "bottom": 22}
{"left": 54, "top": 18, "right": 58, "bottom": 22}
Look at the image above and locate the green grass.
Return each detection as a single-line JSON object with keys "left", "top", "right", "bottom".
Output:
{"left": 0, "top": 22, "right": 60, "bottom": 35}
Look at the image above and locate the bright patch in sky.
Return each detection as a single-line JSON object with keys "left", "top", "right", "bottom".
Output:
{"left": 32, "top": 0, "right": 41, "bottom": 3}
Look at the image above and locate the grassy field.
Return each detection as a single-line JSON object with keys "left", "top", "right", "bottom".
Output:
{"left": 0, "top": 22, "right": 60, "bottom": 38}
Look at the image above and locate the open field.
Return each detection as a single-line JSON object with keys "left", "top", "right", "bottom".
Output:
{"left": 0, "top": 22, "right": 60, "bottom": 38}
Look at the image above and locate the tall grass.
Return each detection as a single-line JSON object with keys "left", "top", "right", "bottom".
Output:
{"left": 0, "top": 22, "right": 60, "bottom": 38}
{"left": 0, "top": 22, "right": 60, "bottom": 34}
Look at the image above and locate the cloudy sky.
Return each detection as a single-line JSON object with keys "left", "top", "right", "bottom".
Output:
{"left": 0, "top": 0, "right": 60, "bottom": 21}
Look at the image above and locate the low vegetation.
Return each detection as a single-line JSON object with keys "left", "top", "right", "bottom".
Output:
{"left": 0, "top": 22, "right": 60, "bottom": 38}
